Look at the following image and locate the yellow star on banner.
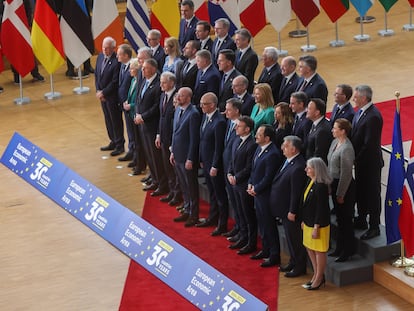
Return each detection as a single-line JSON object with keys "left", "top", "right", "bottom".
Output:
{"left": 388, "top": 199, "right": 393, "bottom": 206}
{"left": 397, "top": 198, "right": 402, "bottom": 205}
{"left": 395, "top": 152, "right": 402, "bottom": 160}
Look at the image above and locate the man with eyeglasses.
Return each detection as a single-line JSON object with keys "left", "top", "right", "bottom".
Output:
{"left": 329, "top": 84, "right": 355, "bottom": 127}
{"left": 232, "top": 75, "right": 255, "bottom": 116}
{"left": 146, "top": 29, "right": 165, "bottom": 71}
{"left": 212, "top": 18, "right": 236, "bottom": 64}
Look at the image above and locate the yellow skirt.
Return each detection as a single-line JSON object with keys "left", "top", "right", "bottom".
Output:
{"left": 303, "top": 224, "right": 330, "bottom": 252}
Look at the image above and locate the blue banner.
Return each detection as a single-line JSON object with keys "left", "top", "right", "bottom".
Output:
{"left": 1, "top": 132, "right": 268, "bottom": 311}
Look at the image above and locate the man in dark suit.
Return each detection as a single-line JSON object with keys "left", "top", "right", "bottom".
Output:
{"left": 175, "top": 40, "right": 199, "bottom": 90}
{"left": 196, "top": 92, "right": 228, "bottom": 235}
{"left": 279, "top": 56, "right": 299, "bottom": 103}
{"left": 234, "top": 28, "right": 258, "bottom": 93}
{"left": 270, "top": 135, "right": 307, "bottom": 277}
{"left": 232, "top": 75, "right": 255, "bottom": 116}
{"left": 351, "top": 85, "right": 383, "bottom": 240}
{"left": 290, "top": 91, "right": 312, "bottom": 150}
{"left": 196, "top": 20, "right": 213, "bottom": 51}
{"left": 212, "top": 18, "right": 236, "bottom": 64}
{"left": 170, "top": 87, "right": 201, "bottom": 227}
{"left": 146, "top": 29, "right": 165, "bottom": 71}
{"left": 305, "top": 98, "right": 333, "bottom": 163}
{"left": 193, "top": 50, "right": 221, "bottom": 107}
{"left": 179, "top": 0, "right": 199, "bottom": 49}
{"left": 296, "top": 55, "right": 328, "bottom": 104}
{"left": 155, "top": 72, "right": 181, "bottom": 205}
{"left": 257, "top": 46, "right": 283, "bottom": 103}
{"left": 247, "top": 125, "right": 283, "bottom": 267}
{"left": 95, "top": 37, "right": 123, "bottom": 156}
{"left": 117, "top": 44, "right": 134, "bottom": 162}
{"left": 329, "top": 84, "right": 355, "bottom": 127}
{"left": 228, "top": 116, "right": 258, "bottom": 255}
{"left": 217, "top": 49, "right": 242, "bottom": 112}
{"left": 134, "top": 59, "right": 168, "bottom": 195}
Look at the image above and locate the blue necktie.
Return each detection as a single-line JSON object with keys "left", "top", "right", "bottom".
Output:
{"left": 141, "top": 80, "right": 149, "bottom": 98}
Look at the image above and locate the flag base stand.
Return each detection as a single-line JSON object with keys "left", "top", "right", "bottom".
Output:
{"left": 14, "top": 97, "right": 30, "bottom": 105}
{"left": 289, "top": 30, "right": 307, "bottom": 38}
{"left": 44, "top": 92, "right": 61, "bottom": 100}
{"left": 300, "top": 45, "right": 316, "bottom": 52}
{"left": 276, "top": 49, "right": 288, "bottom": 57}
{"left": 73, "top": 86, "right": 90, "bottom": 95}
{"left": 378, "top": 29, "right": 394, "bottom": 37}
{"left": 404, "top": 265, "right": 414, "bottom": 276}
{"left": 354, "top": 34, "right": 370, "bottom": 42}
{"left": 329, "top": 40, "right": 345, "bottom": 47}
{"left": 355, "top": 16, "right": 376, "bottom": 23}
{"left": 392, "top": 256, "right": 414, "bottom": 268}
{"left": 403, "top": 24, "right": 414, "bottom": 31}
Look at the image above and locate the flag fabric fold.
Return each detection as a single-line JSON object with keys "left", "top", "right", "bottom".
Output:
{"left": 31, "top": 0, "right": 65, "bottom": 75}
{"left": 385, "top": 108, "right": 405, "bottom": 244}
{"left": 350, "top": 0, "right": 374, "bottom": 17}
{"left": 60, "top": 0, "right": 94, "bottom": 68}
{"left": 291, "top": 0, "right": 320, "bottom": 27}
{"left": 208, "top": 0, "right": 240, "bottom": 36}
{"left": 193, "top": 0, "right": 209, "bottom": 21}
{"left": 1, "top": 0, "right": 35, "bottom": 77}
{"left": 320, "top": 0, "right": 349, "bottom": 23}
{"left": 400, "top": 141, "right": 414, "bottom": 257}
{"left": 124, "top": 0, "right": 150, "bottom": 52}
{"left": 409, "top": 0, "right": 414, "bottom": 8}
{"left": 239, "top": 0, "right": 266, "bottom": 36}
{"left": 91, "top": 0, "right": 124, "bottom": 52}
{"left": 378, "top": 0, "right": 398, "bottom": 12}
{"left": 265, "top": 0, "right": 291, "bottom": 32}
{"left": 150, "top": 0, "right": 180, "bottom": 40}
{"left": 0, "top": 42, "right": 4, "bottom": 73}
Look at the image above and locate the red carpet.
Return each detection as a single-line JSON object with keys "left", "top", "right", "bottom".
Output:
{"left": 119, "top": 193, "right": 279, "bottom": 310}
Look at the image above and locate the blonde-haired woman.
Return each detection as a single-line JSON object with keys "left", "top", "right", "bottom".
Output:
{"left": 250, "top": 83, "right": 275, "bottom": 133}
{"left": 163, "top": 37, "right": 181, "bottom": 73}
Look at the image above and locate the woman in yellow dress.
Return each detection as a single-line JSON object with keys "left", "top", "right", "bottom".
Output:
{"left": 302, "top": 157, "right": 332, "bottom": 290}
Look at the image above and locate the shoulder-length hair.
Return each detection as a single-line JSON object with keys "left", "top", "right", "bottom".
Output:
{"left": 307, "top": 157, "right": 332, "bottom": 185}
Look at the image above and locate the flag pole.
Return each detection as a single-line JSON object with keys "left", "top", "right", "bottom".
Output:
{"left": 301, "top": 27, "right": 316, "bottom": 52}
{"left": 378, "top": 11, "right": 394, "bottom": 36}
{"left": 276, "top": 32, "right": 288, "bottom": 57}
{"left": 403, "top": 5, "right": 414, "bottom": 31}
{"left": 329, "top": 22, "right": 345, "bottom": 47}
{"left": 73, "top": 67, "right": 90, "bottom": 95}
{"left": 354, "top": 15, "right": 370, "bottom": 42}
{"left": 44, "top": 74, "right": 61, "bottom": 100}
{"left": 14, "top": 75, "right": 30, "bottom": 105}
{"left": 288, "top": 14, "right": 307, "bottom": 38}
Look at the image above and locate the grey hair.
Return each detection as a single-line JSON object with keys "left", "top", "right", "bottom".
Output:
{"left": 283, "top": 135, "right": 303, "bottom": 152}
{"left": 355, "top": 84, "right": 372, "bottom": 102}
{"left": 263, "top": 46, "right": 278, "bottom": 62}
{"left": 307, "top": 157, "right": 332, "bottom": 185}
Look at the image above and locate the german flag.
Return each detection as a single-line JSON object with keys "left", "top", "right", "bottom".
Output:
{"left": 31, "top": 0, "right": 65, "bottom": 74}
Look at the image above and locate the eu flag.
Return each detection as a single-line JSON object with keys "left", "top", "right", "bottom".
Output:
{"left": 385, "top": 107, "right": 405, "bottom": 244}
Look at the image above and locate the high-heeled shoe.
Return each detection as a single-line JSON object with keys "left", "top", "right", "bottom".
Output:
{"left": 301, "top": 280, "right": 313, "bottom": 289}
{"left": 307, "top": 276, "right": 325, "bottom": 290}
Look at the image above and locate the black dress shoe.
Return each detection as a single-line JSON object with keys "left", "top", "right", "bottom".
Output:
{"left": 184, "top": 217, "right": 199, "bottom": 227}
{"left": 160, "top": 194, "right": 174, "bottom": 202}
{"left": 211, "top": 227, "right": 227, "bottom": 236}
{"left": 360, "top": 228, "right": 380, "bottom": 240}
{"left": 195, "top": 218, "right": 217, "bottom": 228}
{"left": 100, "top": 143, "right": 115, "bottom": 151}
{"left": 140, "top": 175, "right": 151, "bottom": 183}
{"left": 118, "top": 152, "right": 133, "bottom": 161}
{"left": 168, "top": 198, "right": 182, "bottom": 206}
{"left": 131, "top": 168, "right": 142, "bottom": 175}
{"left": 284, "top": 268, "right": 306, "bottom": 278}
{"left": 222, "top": 228, "right": 239, "bottom": 238}
{"left": 279, "top": 263, "right": 295, "bottom": 272}
{"left": 237, "top": 245, "right": 257, "bottom": 255}
{"left": 260, "top": 256, "right": 281, "bottom": 268}
{"left": 144, "top": 178, "right": 153, "bottom": 186}
{"left": 127, "top": 161, "right": 136, "bottom": 168}
{"left": 173, "top": 213, "right": 189, "bottom": 222}
{"left": 354, "top": 217, "right": 368, "bottom": 230}
{"left": 335, "top": 254, "right": 351, "bottom": 262}
{"left": 229, "top": 239, "right": 248, "bottom": 249}
{"left": 250, "top": 250, "right": 270, "bottom": 260}
{"left": 151, "top": 188, "right": 168, "bottom": 197}
{"left": 110, "top": 149, "right": 124, "bottom": 156}
{"left": 227, "top": 234, "right": 241, "bottom": 242}
{"left": 143, "top": 183, "right": 157, "bottom": 191}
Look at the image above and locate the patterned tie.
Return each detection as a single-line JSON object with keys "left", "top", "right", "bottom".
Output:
{"left": 299, "top": 79, "right": 309, "bottom": 91}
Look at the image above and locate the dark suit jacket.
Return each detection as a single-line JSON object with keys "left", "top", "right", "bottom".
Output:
{"left": 95, "top": 52, "right": 120, "bottom": 104}
{"left": 278, "top": 73, "right": 299, "bottom": 103}
{"left": 158, "top": 89, "right": 177, "bottom": 147}
{"left": 179, "top": 16, "right": 199, "bottom": 48}
{"left": 305, "top": 118, "right": 333, "bottom": 163}
{"left": 235, "top": 47, "right": 258, "bottom": 93}
{"left": 118, "top": 63, "right": 132, "bottom": 104}
{"left": 223, "top": 120, "right": 238, "bottom": 174}
{"left": 302, "top": 181, "right": 330, "bottom": 227}
{"left": 234, "top": 93, "right": 255, "bottom": 116}
{"left": 212, "top": 35, "right": 236, "bottom": 63}
{"left": 152, "top": 45, "right": 166, "bottom": 72}
{"left": 329, "top": 102, "right": 355, "bottom": 127}
{"left": 296, "top": 73, "right": 328, "bottom": 103}
{"left": 193, "top": 65, "right": 221, "bottom": 106}
{"left": 228, "top": 135, "right": 257, "bottom": 188}
{"left": 175, "top": 59, "right": 198, "bottom": 90}
{"left": 351, "top": 104, "right": 383, "bottom": 168}
{"left": 200, "top": 37, "right": 213, "bottom": 51}
{"left": 218, "top": 69, "right": 242, "bottom": 112}
{"left": 273, "top": 122, "right": 293, "bottom": 151}
{"left": 199, "top": 110, "right": 226, "bottom": 170}
{"left": 136, "top": 75, "right": 161, "bottom": 134}
{"left": 292, "top": 112, "right": 312, "bottom": 149}
{"left": 258, "top": 63, "right": 283, "bottom": 102}
{"left": 172, "top": 104, "right": 201, "bottom": 163}
{"left": 269, "top": 154, "right": 307, "bottom": 218}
